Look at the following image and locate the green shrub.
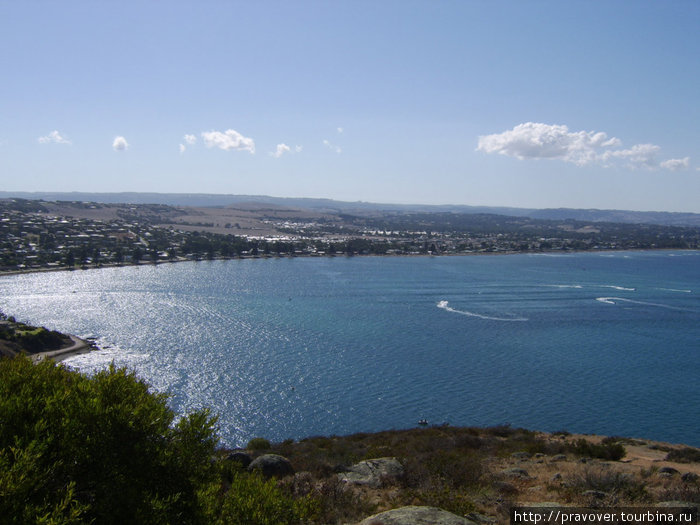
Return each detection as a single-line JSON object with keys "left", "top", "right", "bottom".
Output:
{"left": 207, "top": 471, "right": 318, "bottom": 525}
{"left": 248, "top": 437, "right": 272, "bottom": 450}
{"left": 0, "top": 356, "right": 219, "bottom": 524}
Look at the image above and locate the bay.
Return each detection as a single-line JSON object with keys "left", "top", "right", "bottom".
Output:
{"left": 1, "top": 250, "right": 698, "bottom": 447}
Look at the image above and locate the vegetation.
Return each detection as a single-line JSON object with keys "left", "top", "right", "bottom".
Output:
{"left": 666, "top": 447, "right": 700, "bottom": 464}
{"left": 0, "top": 357, "right": 320, "bottom": 524}
{"left": 2, "top": 354, "right": 698, "bottom": 523}
{"left": 555, "top": 465, "right": 651, "bottom": 503}
{"left": 0, "top": 311, "right": 71, "bottom": 357}
{"left": 569, "top": 438, "right": 627, "bottom": 461}
{"left": 247, "top": 437, "right": 272, "bottom": 451}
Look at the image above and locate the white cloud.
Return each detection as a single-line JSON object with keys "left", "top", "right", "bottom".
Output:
{"left": 295, "top": 145, "right": 303, "bottom": 153}
{"left": 601, "top": 143, "right": 660, "bottom": 168}
{"left": 201, "top": 129, "right": 255, "bottom": 153}
{"left": 477, "top": 122, "right": 619, "bottom": 166}
{"left": 323, "top": 139, "right": 342, "bottom": 154}
{"left": 38, "top": 130, "right": 71, "bottom": 145}
{"left": 660, "top": 157, "right": 690, "bottom": 171}
{"left": 179, "top": 143, "right": 186, "bottom": 154}
{"left": 477, "top": 122, "right": 689, "bottom": 171}
{"left": 112, "top": 136, "right": 128, "bottom": 151}
{"left": 270, "top": 143, "right": 291, "bottom": 158}
{"left": 183, "top": 134, "right": 197, "bottom": 145}
{"left": 337, "top": 127, "right": 344, "bottom": 134}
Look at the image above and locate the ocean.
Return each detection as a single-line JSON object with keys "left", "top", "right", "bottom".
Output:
{"left": 1, "top": 251, "right": 698, "bottom": 447}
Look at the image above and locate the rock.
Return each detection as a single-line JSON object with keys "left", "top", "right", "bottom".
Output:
{"left": 551, "top": 454, "right": 567, "bottom": 462}
{"left": 225, "top": 451, "right": 252, "bottom": 468}
{"left": 338, "top": 457, "right": 404, "bottom": 488}
{"left": 501, "top": 468, "right": 529, "bottom": 478}
{"left": 247, "top": 454, "right": 294, "bottom": 478}
{"left": 511, "top": 452, "right": 532, "bottom": 460}
{"left": 551, "top": 473, "right": 562, "bottom": 482}
{"left": 658, "top": 466, "right": 679, "bottom": 475}
{"left": 358, "top": 506, "right": 477, "bottom": 525}
{"left": 534, "top": 453, "right": 546, "bottom": 458}
{"left": 681, "top": 472, "right": 699, "bottom": 482}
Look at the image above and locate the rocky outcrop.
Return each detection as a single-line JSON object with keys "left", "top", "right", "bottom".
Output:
{"left": 225, "top": 451, "right": 252, "bottom": 468}
{"left": 338, "top": 457, "right": 404, "bottom": 488}
{"left": 247, "top": 454, "right": 294, "bottom": 478}
{"left": 358, "top": 506, "right": 478, "bottom": 525}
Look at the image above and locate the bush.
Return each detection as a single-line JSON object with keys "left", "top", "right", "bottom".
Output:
{"left": 568, "top": 438, "right": 626, "bottom": 461}
{"left": 248, "top": 437, "right": 272, "bottom": 451}
{"left": 204, "top": 471, "right": 318, "bottom": 525}
{"left": 564, "top": 466, "right": 650, "bottom": 503}
{"left": 0, "top": 356, "right": 219, "bottom": 524}
{"left": 666, "top": 447, "right": 700, "bottom": 464}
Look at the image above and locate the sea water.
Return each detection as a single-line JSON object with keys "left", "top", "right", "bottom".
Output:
{"left": 1, "top": 251, "right": 698, "bottom": 447}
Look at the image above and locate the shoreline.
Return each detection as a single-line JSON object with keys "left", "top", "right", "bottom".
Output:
{"left": 1, "top": 247, "right": 696, "bottom": 280}
{"left": 30, "top": 334, "right": 96, "bottom": 363}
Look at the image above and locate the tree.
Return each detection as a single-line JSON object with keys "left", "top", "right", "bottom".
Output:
{"left": 0, "top": 357, "right": 218, "bottom": 524}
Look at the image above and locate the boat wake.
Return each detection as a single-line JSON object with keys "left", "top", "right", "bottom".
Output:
{"left": 595, "top": 297, "right": 695, "bottom": 312}
{"left": 436, "top": 300, "right": 528, "bottom": 322}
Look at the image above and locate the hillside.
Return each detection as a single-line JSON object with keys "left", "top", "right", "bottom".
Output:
{"left": 2, "top": 191, "right": 699, "bottom": 227}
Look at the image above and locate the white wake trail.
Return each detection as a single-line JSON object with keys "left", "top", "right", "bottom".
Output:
{"left": 437, "top": 300, "right": 528, "bottom": 322}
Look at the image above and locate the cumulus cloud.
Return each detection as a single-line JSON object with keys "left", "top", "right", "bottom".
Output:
{"left": 477, "top": 123, "right": 619, "bottom": 166}
{"left": 660, "top": 157, "right": 690, "bottom": 171}
{"left": 478, "top": 122, "right": 689, "bottom": 171}
{"left": 295, "top": 145, "right": 303, "bottom": 153}
{"left": 112, "top": 136, "right": 128, "bottom": 151}
{"left": 337, "top": 127, "right": 344, "bottom": 134}
{"left": 201, "top": 129, "right": 255, "bottom": 153}
{"left": 270, "top": 143, "right": 291, "bottom": 158}
{"left": 38, "top": 130, "right": 71, "bottom": 145}
{"left": 184, "top": 134, "right": 197, "bottom": 145}
{"left": 323, "top": 139, "right": 342, "bottom": 154}
{"left": 179, "top": 143, "right": 186, "bottom": 154}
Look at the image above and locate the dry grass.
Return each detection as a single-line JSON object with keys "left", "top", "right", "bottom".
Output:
{"left": 218, "top": 427, "right": 700, "bottom": 524}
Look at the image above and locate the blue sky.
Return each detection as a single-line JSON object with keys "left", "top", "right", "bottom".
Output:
{"left": 1, "top": 1, "right": 699, "bottom": 212}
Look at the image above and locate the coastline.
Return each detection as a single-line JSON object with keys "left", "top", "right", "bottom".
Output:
{"left": 30, "top": 334, "right": 96, "bottom": 363}
{"left": 1, "top": 247, "right": 696, "bottom": 280}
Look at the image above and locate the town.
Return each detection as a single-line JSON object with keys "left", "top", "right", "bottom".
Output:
{"left": 2, "top": 198, "right": 699, "bottom": 273}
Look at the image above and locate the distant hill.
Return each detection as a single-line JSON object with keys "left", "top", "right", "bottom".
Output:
{"left": 1, "top": 191, "right": 699, "bottom": 227}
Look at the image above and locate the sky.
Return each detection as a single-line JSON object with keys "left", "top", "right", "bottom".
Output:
{"left": 1, "top": 1, "right": 699, "bottom": 212}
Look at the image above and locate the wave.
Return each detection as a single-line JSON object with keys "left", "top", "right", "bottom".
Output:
{"left": 546, "top": 284, "right": 583, "bottom": 289}
{"left": 436, "top": 300, "right": 528, "bottom": 322}
{"left": 657, "top": 288, "right": 692, "bottom": 293}
{"left": 595, "top": 297, "right": 695, "bottom": 312}
{"left": 600, "top": 285, "right": 636, "bottom": 291}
